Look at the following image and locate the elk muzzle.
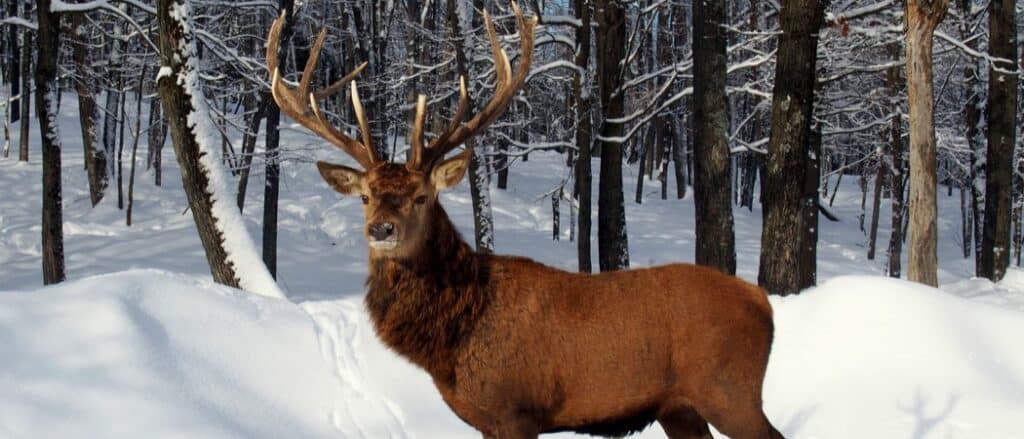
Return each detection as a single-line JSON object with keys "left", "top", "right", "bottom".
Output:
{"left": 368, "top": 222, "right": 398, "bottom": 250}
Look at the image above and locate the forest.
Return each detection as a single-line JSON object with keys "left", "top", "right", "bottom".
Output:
{"left": 1, "top": 1, "right": 1024, "bottom": 438}
{"left": 2, "top": 0, "right": 1021, "bottom": 297}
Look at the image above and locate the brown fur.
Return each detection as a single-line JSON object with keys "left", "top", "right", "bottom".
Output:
{"left": 324, "top": 163, "right": 784, "bottom": 439}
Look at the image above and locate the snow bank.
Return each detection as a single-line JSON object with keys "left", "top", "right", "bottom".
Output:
{"left": 0, "top": 270, "right": 399, "bottom": 438}
{"left": 766, "top": 276, "right": 1024, "bottom": 438}
{"left": 2, "top": 271, "right": 1022, "bottom": 438}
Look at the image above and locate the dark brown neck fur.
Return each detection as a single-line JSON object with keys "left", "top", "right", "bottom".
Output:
{"left": 364, "top": 201, "right": 491, "bottom": 384}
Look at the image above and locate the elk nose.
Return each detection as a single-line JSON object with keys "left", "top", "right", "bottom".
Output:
{"left": 369, "top": 222, "right": 395, "bottom": 241}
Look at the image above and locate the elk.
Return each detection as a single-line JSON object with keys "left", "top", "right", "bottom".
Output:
{"left": 267, "top": 4, "right": 783, "bottom": 439}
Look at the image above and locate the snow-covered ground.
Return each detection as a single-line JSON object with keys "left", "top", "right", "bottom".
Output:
{"left": 2, "top": 96, "right": 1023, "bottom": 437}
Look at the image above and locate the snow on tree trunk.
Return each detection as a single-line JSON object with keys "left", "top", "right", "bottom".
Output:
{"left": 905, "top": 0, "right": 947, "bottom": 287}
{"left": 36, "top": 0, "right": 65, "bottom": 285}
{"left": 156, "top": 0, "right": 283, "bottom": 299}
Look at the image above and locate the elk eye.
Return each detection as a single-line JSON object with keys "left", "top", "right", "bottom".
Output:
{"left": 414, "top": 195, "right": 427, "bottom": 205}
{"left": 360, "top": 195, "right": 369, "bottom": 205}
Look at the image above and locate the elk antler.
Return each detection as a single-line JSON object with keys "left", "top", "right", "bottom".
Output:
{"left": 406, "top": 2, "right": 537, "bottom": 172}
{"left": 267, "top": 11, "right": 377, "bottom": 169}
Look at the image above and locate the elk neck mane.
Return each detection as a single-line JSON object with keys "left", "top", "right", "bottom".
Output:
{"left": 364, "top": 200, "right": 492, "bottom": 383}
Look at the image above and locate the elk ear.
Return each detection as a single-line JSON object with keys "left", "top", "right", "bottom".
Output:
{"left": 431, "top": 152, "right": 470, "bottom": 191}
{"left": 317, "top": 161, "right": 364, "bottom": 196}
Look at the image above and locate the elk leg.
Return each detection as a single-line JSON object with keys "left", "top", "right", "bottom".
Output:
{"left": 657, "top": 405, "right": 713, "bottom": 439}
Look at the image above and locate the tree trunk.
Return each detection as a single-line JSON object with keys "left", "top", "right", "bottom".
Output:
{"left": 573, "top": 0, "right": 593, "bottom": 272}
{"left": 236, "top": 96, "right": 267, "bottom": 211}
{"left": 127, "top": 65, "right": 146, "bottom": 226}
{"left": 147, "top": 97, "right": 166, "bottom": 186}
{"left": 887, "top": 104, "right": 907, "bottom": 278}
{"left": 801, "top": 126, "right": 821, "bottom": 287}
{"left": 447, "top": 0, "right": 495, "bottom": 253}
{"left": 961, "top": 184, "right": 972, "bottom": 258}
{"left": 260, "top": 0, "right": 295, "bottom": 279}
{"left": 672, "top": 117, "right": 687, "bottom": 199}
{"left": 36, "top": 0, "right": 65, "bottom": 284}
{"left": 979, "top": 0, "right": 1017, "bottom": 281}
{"left": 904, "top": 0, "right": 947, "bottom": 287}
{"left": 692, "top": 0, "right": 735, "bottom": 274}
{"left": 867, "top": 158, "right": 885, "bottom": 260}
{"left": 18, "top": 25, "right": 30, "bottom": 162}
{"left": 595, "top": 0, "right": 629, "bottom": 271}
{"left": 758, "top": 0, "right": 825, "bottom": 295}
{"left": 156, "top": 0, "right": 282, "bottom": 298}
{"left": 7, "top": 0, "right": 19, "bottom": 126}
{"left": 72, "top": 13, "right": 107, "bottom": 206}
{"left": 635, "top": 134, "right": 648, "bottom": 204}
{"left": 263, "top": 106, "right": 280, "bottom": 278}
{"left": 117, "top": 78, "right": 126, "bottom": 210}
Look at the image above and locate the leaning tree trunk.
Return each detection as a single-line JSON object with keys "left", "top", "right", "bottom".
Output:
{"left": 905, "top": 0, "right": 947, "bottom": 287}
{"left": 573, "top": 0, "right": 593, "bottom": 272}
{"left": 692, "top": 0, "right": 735, "bottom": 274}
{"left": 36, "top": 0, "right": 65, "bottom": 285}
{"left": 595, "top": 0, "right": 629, "bottom": 271}
{"left": 758, "top": 0, "right": 825, "bottom": 295}
{"left": 156, "top": 0, "right": 283, "bottom": 298}
{"left": 979, "top": 0, "right": 1018, "bottom": 281}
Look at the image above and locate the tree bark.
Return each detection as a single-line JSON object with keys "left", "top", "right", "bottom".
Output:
{"left": 867, "top": 157, "right": 885, "bottom": 260}
{"left": 236, "top": 96, "right": 266, "bottom": 211}
{"left": 127, "top": 65, "right": 146, "bottom": 226}
{"left": 904, "top": 0, "right": 947, "bottom": 287}
{"left": 447, "top": 0, "right": 495, "bottom": 253}
{"left": 147, "top": 97, "right": 166, "bottom": 186}
{"left": 18, "top": 23, "right": 30, "bottom": 162}
{"left": 692, "top": 0, "right": 735, "bottom": 274}
{"left": 887, "top": 47, "right": 907, "bottom": 278}
{"left": 261, "top": 0, "right": 295, "bottom": 279}
{"left": 979, "top": 0, "right": 1017, "bottom": 281}
{"left": 595, "top": 0, "right": 629, "bottom": 271}
{"left": 71, "top": 13, "right": 107, "bottom": 206}
{"left": 36, "top": 0, "right": 65, "bottom": 284}
{"left": 7, "top": 0, "right": 19, "bottom": 126}
{"left": 758, "top": 0, "right": 825, "bottom": 295}
{"left": 573, "top": 0, "right": 593, "bottom": 272}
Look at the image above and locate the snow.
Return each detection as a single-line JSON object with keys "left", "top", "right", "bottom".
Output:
{"left": 3, "top": 270, "right": 1023, "bottom": 438}
{"left": 2, "top": 92, "right": 1024, "bottom": 437}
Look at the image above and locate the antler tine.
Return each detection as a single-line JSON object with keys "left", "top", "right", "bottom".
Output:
{"left": 350, "top": 81, "right": 374, "bottom": 154}
{"left": 407, "top": 94, "right": 428, "bottom": 170}
{"left": 423, "top": 76, "right": 469, "bottom": 162}
{"left": 265, "top": 12, "right": 376, "bottom": 168}
{"left": 420, "top": 2, "right": 537, "bottom": 170}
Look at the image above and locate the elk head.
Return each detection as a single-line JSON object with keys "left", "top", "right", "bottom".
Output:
{"left": 267, "top": 3, "right": 536, "bottom": 259}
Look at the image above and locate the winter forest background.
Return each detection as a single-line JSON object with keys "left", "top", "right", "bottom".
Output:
{"left": 1, "top": 0, "right": 1024, "bottom": 437}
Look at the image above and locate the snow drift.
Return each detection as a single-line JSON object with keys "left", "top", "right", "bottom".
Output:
{"left": 1, "top": 270, "right": 1022, "bottom": 438}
